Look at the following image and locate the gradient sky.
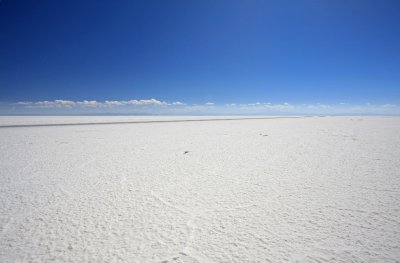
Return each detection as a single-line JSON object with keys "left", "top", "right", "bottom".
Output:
{"left": 1, "top": 0, "right": 400, "bottom": 114}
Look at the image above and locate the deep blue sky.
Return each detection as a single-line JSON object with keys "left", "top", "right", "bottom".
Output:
{"left": 1, "top": 0, "right": 400, "bottom": 104}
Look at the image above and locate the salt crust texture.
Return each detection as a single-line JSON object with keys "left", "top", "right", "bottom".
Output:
{"left": 0, "top": 116, "right": 399, "bottom": 262}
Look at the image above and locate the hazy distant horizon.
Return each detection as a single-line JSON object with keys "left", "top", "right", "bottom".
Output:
{"left": 1, "top": 99, "right": 399, "bottom": 115}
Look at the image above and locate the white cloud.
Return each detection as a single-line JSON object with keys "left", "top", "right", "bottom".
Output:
{"left": 54, "top": 100, "right": 76, "bottom": 107}
{"left": 15, "top": 99, "right": 182, "bottom": 108}
{"left": 18, "top": 100, "right": 102, "bottom": 108}
{"left": 104, "top": 100, "right": 125, "bottom": 107}
{"left": 76, "top": 100, "right": 100, "bottom": 107}
{"left": 16, "top": 101, "right": 32, "bottom": 105}
{"left": 127, "top": 99, "right": 167, "bottom": 106}
{"left": 171, "top": 101, "right": 185, "bottom": 105}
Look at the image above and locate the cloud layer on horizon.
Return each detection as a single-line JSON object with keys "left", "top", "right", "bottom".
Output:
{"left": 1, "top": 99, "right": 399, "bottom": 115}
{"left": 15, "top": 99, "right": 185, "bottom": 108}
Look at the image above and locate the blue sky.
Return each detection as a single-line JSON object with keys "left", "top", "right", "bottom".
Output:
{"left": 1, "top": 0, "right": 400, "bottom": 114}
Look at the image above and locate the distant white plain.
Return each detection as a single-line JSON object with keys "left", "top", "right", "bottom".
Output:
{"left": 0, "top": 116, "right": 399, "bottom": 262}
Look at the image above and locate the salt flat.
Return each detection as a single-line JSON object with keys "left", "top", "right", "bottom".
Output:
{"left": 0, "top": 116, "right": 399, "bottom": 262}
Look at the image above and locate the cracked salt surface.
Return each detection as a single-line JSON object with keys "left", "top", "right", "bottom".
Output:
{"left": 1, "top": 116, "right": 400, "bottom": 262}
